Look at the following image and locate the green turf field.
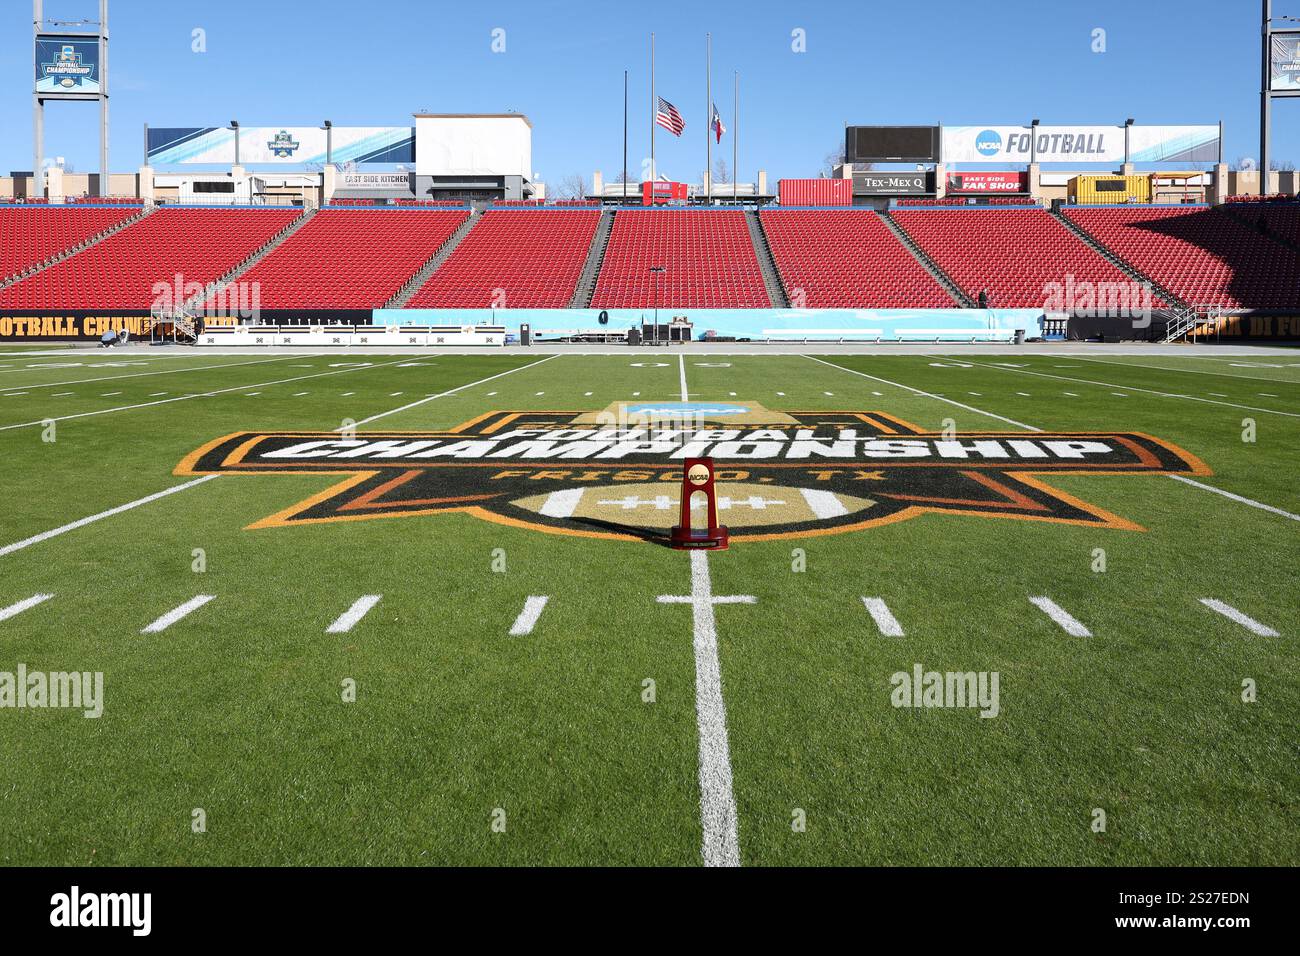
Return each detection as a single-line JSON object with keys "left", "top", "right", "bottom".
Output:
{"left": 0, "top": 349, "right": 1296, "bottom": 866}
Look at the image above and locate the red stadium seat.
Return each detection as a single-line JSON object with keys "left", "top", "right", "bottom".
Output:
{"left": 590, "top": 209, "right": 770, "bottom": 308}
{"left": 760, "top": 209, "right": 952, "bottom": 308}
{"left": 0, "top": 207, "right": 299, "bottom": 310}
{"left": 0, "top": 204, "right": 143, "bottom": 282}
{"left": 409, "top": 208, "right": 600, "bottom": 308}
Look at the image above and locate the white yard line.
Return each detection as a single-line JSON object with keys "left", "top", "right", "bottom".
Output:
{"left": 1029, "top": 596, "right": 1092, "bottom": 637}
{"left": 0, "top": 475, "right": 220, "bottom": 558}
{"left": 657, "top": 549, "right": 749, "bottom": 867}
{"left": 1167, "top": 476, "right": 1300, "bottom": 522}
{"left": 141, "top": 594, "right": 215, "bottom": 634}
{"left": 508, "top": 596, "right": 550, "bottom": 636}
{"left": 0, "top": 593, "right": 55, "bottom": 623}
{"left": 1198, "top": 599, "right": 1280, "bottom": 637}
{"left": 0, "top": 358, "right": 413, "bottom": 432}
{"left": 804, "top": 355, "right": 1042, "bottom": 431}
{"left": 1070, "top": 355, "right": 1300, "bottom": 386}
{"left": 327, "top": 595, "right": 382, "bottom": 634}
{"left": 0, "top": 355, "right": 298, "bottom": 393}
{"left": 350, "top": 354, "right": 558, "bottom": 427}
{"left": 678, "top": 354, "right": 689, "bottom": 401}
{"left": 949, "top": 357, "right": 1300, "bottom": 420}
{"left": 861, "top": 597, "right": 904, "bottom": 637}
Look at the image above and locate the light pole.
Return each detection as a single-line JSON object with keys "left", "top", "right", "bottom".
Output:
{"left": 650, "top": 266, "right": 665, "bottom": 344}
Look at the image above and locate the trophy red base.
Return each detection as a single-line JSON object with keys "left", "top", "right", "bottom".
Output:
{"left": 670, "top": 457, "right": 729, "bottom": 551}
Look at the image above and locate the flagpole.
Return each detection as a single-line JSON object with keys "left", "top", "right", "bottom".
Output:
{"left": 650, "top": 33, "right": 656, "bottom": 185}
{"left": 623, "top": 69, "right": 628, "bottom": 204}
{"left": 734, "top": 71, "right": 739, "bottom": 203}
{"left": 706, "top": 33, "right": 712, "bottom": 205}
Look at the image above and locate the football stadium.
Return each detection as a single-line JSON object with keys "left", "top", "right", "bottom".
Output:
{"left": 0, "top": 0, "right": 1297, "bottom": 927}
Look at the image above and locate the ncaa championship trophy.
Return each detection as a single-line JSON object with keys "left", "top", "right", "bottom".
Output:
{"left": 670, "top": 458, "right": 729, "bottom": 551}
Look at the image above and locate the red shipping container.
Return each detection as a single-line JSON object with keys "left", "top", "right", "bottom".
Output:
{"left": 779, "top": 179, "right": 853, "bottom": 206}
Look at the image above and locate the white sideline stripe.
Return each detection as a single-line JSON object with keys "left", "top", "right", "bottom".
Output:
{"left": 350, "top": 355, "right": 559, "bottom": 427}
{"left": 142, "top": 594, "right": 215, "bottom": 634}
{"left": 800, "top": 488, "right": 849, "bottom": 519}
{"left": 861, "top": 597, "right": 904, "bottom": 637}
{"left": 0, "top": 359, "right": 412, "bottom": 432}
{"left": 0, "top": 475, "right": 219, "bottom": 558}
{"left": 0, "top": 593, "right": 54, "bottom": 623}
{"left": 950, "top": 358, "right": 1300, "bottom": 420}
{"left": 1029, "top": 596, "right": 1092, "bottom": 637}
{"left": 678, "top": 354, "right": 689, "bottom": 401}
{"left": 1199, "top": 599, "right": 1279, "bottom": 637}
{"left": 327, "top": 595, "right": 382, "bottom": 634}
{"left": 655, "top": 550, "right": 745, "bottom": 867}
{"left": 1168, "top": 475, "right": 1300, "bottom": 523}
{"left": 539, "top": 488, "right": 584, "bottom": 518}
{"left": 0, "top": 355, "right": 296, "bottom": 394}
{"left": 509, "top": 596, "right": 550, "bottom": 636}
{"left": 1072, "top": 355, "right": 1300, "bottom": 386}
{"left": 805, "top": 355, "right": 1042, "bottom": 431}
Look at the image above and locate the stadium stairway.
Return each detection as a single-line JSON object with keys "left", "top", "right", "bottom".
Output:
{"left": 0, "top": 203, "right": 154, "bottom": 290}
{"left": 746, "top": 210, "right": 791, "bottom": 308}
{"left": 385, "top": 209, "right": 479, "bottom": 309}
{"left": 878, "top": 210, "right": 972, "bottom": 307}
{"left": 184, "top": 207, "right": 316, "bottom": 312}
{"left": 1050, "top": 207, "right": 1189, "bottom": 311}
{"left": 569, "top": 209, "right": 615, "bottom": 308}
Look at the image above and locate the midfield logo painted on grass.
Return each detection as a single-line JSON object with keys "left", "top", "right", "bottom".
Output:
{"left": 176, "top": 409, "right": 1210, "bottom": 542}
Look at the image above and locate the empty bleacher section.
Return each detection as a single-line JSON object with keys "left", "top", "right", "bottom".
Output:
{"left": 0, "top": 207, "right": 298, "bottom": 309}
{"left": 1064, "top": 205, "right": 1300, "bottom": 309}
{"left": 233, "top": 207, "right": 470, "bottom": 309}
{"left": 891, "top": 206, "right": 1150, "bottom": 309}
{"left": 590, "top": 209, "right": 770, "bottom": 308}
{"left": 1223, "top": 199, "right": 1300, "bottom": 249}
{"left": 408, "top": 207, "right": 601, "bottom": 308}
{"left": 760, "top": 209, "right": 954, "bottom": 308}
{"left": 0, "top": 204, "right": 143, "bottom": 282}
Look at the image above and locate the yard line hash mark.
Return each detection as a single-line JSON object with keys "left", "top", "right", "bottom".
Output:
{"left": 1199, "top": 599, "right": 1280, "bottom": 637}
{"left": 657, "top": 550, "right": 749, "bottom": 867}
{"left": 141, "top": 595, "right": 215, "bottom": 634}
{"left": 861, "top": 597, "right": 904, "bottom": 637}
{"left": 0, "top": 593, "right": 54, "bottom": 623}
{"left": 509, "top": 596, "right": 550, "bottom": 636}
{"left": 1029, "top": 596, "right": 1092, "bottom": 637}
{"left": 327, "top": 595, "right": 382, "bottom": 634}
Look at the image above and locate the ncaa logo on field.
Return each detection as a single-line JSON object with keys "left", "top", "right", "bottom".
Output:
{"left": 176, "top": 405, "right": 1211, "bottom": 544}
{"left": 975, "top": 130, "right": 1003, "bottom": 157}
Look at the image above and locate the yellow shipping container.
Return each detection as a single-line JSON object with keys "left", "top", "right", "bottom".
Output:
{"left": 1070, "top": 174, "right": 1152, "bottom": 204}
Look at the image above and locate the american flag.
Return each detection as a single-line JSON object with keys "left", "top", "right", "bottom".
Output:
{"left": 656, "top": 97, "right": 685, "bottom": 137}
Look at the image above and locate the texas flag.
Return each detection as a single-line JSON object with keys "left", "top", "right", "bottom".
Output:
{"left": 711, "top": 103, "right": 726, "bottom": 144}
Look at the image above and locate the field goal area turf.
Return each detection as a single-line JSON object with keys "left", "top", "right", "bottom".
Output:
{"left": 0, "top": 347, "right": 1296, "bottom": 866}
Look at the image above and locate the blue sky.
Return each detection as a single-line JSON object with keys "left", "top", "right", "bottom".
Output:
{"left": 2, "top": 0, "right": 1296, "bottom": 183}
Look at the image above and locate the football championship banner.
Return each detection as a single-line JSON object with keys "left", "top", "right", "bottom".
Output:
{"left": 146, "top": 127, "right": 415, "bottom": 165}
{"left": 35, "top": 35, "right": 101, "bottom": 95}
{"left": 942, "top": 125, "right": 1219, "bottom": 164}
{"left": 1272, "top": 33, "right": 1300, "bottom": 91}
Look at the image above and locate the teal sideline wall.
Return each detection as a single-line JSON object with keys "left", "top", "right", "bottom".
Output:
{"left": 372, "top": 308, "right": 1043, "bottom": 340}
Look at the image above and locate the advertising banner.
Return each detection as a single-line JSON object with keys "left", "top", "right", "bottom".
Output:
{"left": 642, "top": 181, "right": 689, "bottom": 205}
{"left": 35, "top": 35, "right": 101, "bottom": 95}
{"left": 1271, "top": 33, "right": 1300, "bottom": 91}
{"left": 945, "top": 171, "right": 1027, "bottom": 194}
{"left": 338, "top": 173, "right": 413, "bottom": 191}
{"left": 853, "top": 171, "right": 930, "bottom": 196}
{"left": 147, "top": 127, "right": 415, "bottom": 165}
{"left": 943, "top": 125, "right": 1219, "bottom": 164}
